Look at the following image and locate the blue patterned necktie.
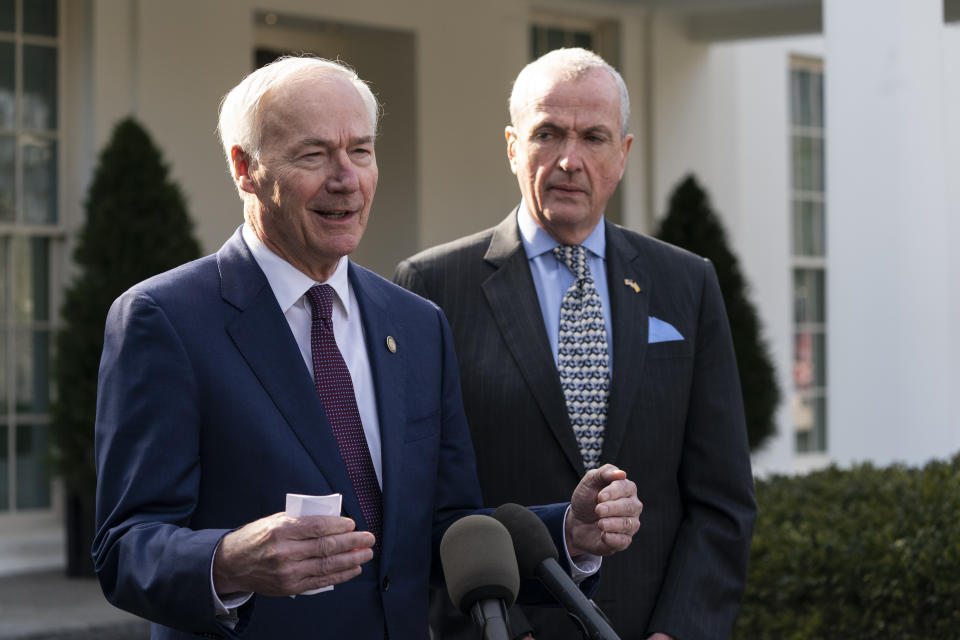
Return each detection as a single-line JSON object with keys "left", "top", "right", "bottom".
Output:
{"left": 552, "top": 245, "right": 610, "bottom": 470}
{"left": 306, "top": 284, "right": 383, "bottom": 551}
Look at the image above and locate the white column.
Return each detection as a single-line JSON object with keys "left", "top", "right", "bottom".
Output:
{"left": 824, "top": 0, "right": 958, "bottom": 466}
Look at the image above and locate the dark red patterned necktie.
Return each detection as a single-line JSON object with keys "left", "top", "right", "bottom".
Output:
{"left": 306, "top": 284, "right": 383, "bottom": 550}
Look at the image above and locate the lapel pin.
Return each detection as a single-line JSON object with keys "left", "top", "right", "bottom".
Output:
{"left": 385, "top": 335, "right": 397, "bottom": 353}
{"left": 624, "top": 278, "right": 641, "bottom": 293}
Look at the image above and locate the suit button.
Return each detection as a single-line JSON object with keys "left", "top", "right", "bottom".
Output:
{"left": 382, "top": 576, "right": 390, "bottom": 591}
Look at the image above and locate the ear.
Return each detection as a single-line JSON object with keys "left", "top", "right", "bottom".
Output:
{"left": 230, "top": 145, "right": 257, "bottom": 195}
{"left": 618, "top": 134, "right": 634, "bottom": 180}
{"left": 505, "top": 126, "right": 519, "bottom": 176}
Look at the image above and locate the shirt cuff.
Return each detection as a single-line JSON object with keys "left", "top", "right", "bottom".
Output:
{"left": 562, "top": 505, "right": 602, "bottom": 583}
{"left": 211, "top": 539, "right": 253, "bottom": 628}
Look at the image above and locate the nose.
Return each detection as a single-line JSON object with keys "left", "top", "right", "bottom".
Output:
{"left": 326, "top": 150, "right": 360, "bottom": 192}
{"left": 557, "top": 138, "right": 583, "bottom": 173}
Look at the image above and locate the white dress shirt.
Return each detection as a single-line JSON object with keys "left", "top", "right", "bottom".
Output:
{"left": 241, "top": 224, "right": 383, "bottom": 483}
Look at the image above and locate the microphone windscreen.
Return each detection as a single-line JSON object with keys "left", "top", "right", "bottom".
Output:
{"left": 440, "top": 514, "right": 520, "bottom": 614}
{"left": 491, "top": 503, "right": 559, "bottom": 579}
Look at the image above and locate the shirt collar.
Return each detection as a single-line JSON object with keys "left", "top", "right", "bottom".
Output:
{"left": 516, "top": 199, "right": 606, "bottom": 260}
{"left": 241, "top": 223, "right": 352, "bottom": 317}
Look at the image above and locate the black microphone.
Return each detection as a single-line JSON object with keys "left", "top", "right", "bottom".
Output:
{"left": 492, "top": 503, "right": 621, "bottom": 640}
{"left": 440, "top": 514, "right": 520, "bottom": 640}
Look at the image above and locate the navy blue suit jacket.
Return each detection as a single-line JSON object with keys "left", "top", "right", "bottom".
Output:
{"left": 93, "top": 229, "right": 569, "bottom": 638}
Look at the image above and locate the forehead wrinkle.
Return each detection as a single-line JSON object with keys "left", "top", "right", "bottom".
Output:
{"left": 296, "top": 134, "right": 375, "bottom": 149}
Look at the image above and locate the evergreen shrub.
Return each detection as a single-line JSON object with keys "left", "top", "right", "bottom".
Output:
{"left": 734, "top": 454, "right": 960, "bottom": 639}
{"left": 50, "top": 118, "right": 200, "bottom": 572}
{"left": 656, "top": 174, "right": 780, "bottom": 451}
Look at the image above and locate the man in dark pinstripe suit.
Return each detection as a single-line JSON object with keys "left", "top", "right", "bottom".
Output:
{"left": 395, "top": 48, "right": 755, "bottom": 640}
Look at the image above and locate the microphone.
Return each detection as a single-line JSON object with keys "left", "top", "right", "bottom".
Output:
{"left": 492, "top": 503, "right": 621, "bottom": 640}
{"left": 440, "top": 514, "right": 520, "bottom": 640}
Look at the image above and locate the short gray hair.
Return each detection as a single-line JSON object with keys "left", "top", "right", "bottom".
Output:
{"left": 217, "top": 55, "right": 380, "bottom": 169}
{"left": 509, "top": 48, "right": 630, "bottom": 138}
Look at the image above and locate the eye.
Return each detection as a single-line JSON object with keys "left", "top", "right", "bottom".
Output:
{"left": 532, "top": 130, "right": 554, "bottom": 142}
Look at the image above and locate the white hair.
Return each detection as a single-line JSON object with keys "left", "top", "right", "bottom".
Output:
{"left": 217, "top": 55, "right": 380, "bottom": 172}
{"left": 509, "top": 47, "right": 630, "bottom": 138}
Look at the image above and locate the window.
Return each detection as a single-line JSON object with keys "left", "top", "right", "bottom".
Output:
{"left": 789, "top": 56, "right": 826, "bottom": 454}
{"left": 0, "top": 0, "right": 60, "bottom": 513}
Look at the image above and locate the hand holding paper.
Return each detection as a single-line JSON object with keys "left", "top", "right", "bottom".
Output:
{"left": 286, "top": 493, "right": 343, "bottom": 595}
{"left": 212, "top": 493, "right": 375, "bottom": 598}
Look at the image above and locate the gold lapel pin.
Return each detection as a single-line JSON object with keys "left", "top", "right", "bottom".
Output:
{"left": 386, "top": 335, "right": 397, "bottom": 353}
{"left": 624, "top": 278, "right": 641, "bottom": 293}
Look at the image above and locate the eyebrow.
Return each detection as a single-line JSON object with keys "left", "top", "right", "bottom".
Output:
{"left": 532, "top": 121, "right": 615, "bottom": 138}
{"left": 297, "top": 135, "right": 375, "bottom": 149}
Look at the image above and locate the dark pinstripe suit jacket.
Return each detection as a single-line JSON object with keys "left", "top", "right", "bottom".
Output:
{"left": 394, "top": 210, "right": 756, "bottom": 640}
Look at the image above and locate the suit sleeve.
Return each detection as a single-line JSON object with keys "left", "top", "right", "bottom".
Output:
{"left": 92, "top": 290, "right": 247, "bottom": 637}
{"left": 648, "top": 261, "right": 757, "bottom": 640}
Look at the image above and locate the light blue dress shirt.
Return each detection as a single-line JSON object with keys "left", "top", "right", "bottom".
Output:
{"left": 517, "top": 202, "right": 614, "bottom": 372}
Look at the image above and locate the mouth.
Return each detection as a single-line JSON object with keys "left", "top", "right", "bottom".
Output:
{"left": 312, "top": 208, "right": 356, "bottom": 220}
{"left": 548, "top": 184, "right": 587, "bottom": 195}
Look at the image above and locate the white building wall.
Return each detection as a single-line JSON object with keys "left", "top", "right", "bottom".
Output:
{"left": 650, "top": 9, "right": 960, "bottom": 472}
{"left": 825, "top": 0, "right": 958, "bottom": 467}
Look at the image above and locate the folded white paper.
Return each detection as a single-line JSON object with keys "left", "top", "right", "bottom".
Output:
{"left": 285, "top": 492, "right": 343, "bottom": 595}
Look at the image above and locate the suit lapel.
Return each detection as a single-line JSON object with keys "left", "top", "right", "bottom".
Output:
{"left": 348, "top": 264, "right": 404, "bottom": 568}
{"left": 217, "top": 229, "right": 360, "bottom": 521}
{"left": 482, "top": 212, "right": 585, "bottom": 476}
{"left": 602, "top": 222, "right": 650, "bottom": 464}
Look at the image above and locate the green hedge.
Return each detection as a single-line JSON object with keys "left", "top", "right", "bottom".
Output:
{"left": 733, "top": 453, "right": 960, "bottom": 639}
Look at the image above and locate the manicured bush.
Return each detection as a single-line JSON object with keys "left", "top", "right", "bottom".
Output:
{"left": 50, "top": 117, "right": 200, "bottom": 574}
{"left": 656, "top": 174, "right": 780, "bottom": 451}
{"left": 733, "top": 453, "right": 960, "bottom": 639}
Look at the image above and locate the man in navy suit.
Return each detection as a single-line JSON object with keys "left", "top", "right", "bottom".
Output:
{"left": 395, "top": 48, "right": 756, "bottom": 639}
{"left": 92, "top": 56, "right": 642, "bottom": 639}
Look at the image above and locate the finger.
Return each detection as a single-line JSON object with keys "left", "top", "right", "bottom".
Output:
{"left": 596, "top": 479, "right": 639, "bottom": 504}
{"left": 292, "top": 561, "right": 366, "bottom": 593}
{"left": 578, "top": 464, "right": 626, "bottom": 492}
{"left": 598, "top": 530, "right": 633, "bottom": 553}
{"left": 310, "top": 545, "right": 374, "bottom": 578}
{"left": 596, "top": 513, "right": 640, "bottom": 537}
{"left": 295, "top": 531, "right": 375, "bottom": 562}
{"left": 292, "top": 515, "right": 358, "bottom": 539}
{"left": 596, "top": 495, "right": 643, "bottom": 520}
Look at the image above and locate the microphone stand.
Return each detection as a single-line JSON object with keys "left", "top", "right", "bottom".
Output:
{"left": 471, "top": 599, "right": 512, "bottom": 640}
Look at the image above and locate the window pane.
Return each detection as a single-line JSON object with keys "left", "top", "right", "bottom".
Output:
{"left": 0, "top": 0, "right": 12, "bottom": 33}
{"left": 13, "top": 236, "right": 50, "bottom": 323}
{"left": 546, "top": 27, "right": 565, "bottom": 51}
{"left": 0, "top": 330, "right": 6, "bottom": 413}
{"left": 531, "top": 26, "right": 542, "bottom": 59}
{"left": 572, "top": 32, "right": 593, "bottom": 50}
{"left": 0, "top": 41, "right": 14, "bottom": 129}
{"left": 813, "top": 331, "right": 826, "bottom": 386}
{"left": 0, "top": 423, "right": 8, "bottom": 511}
{"left": 22, "top": 137, "right": 57, "bottom": 224}
{"left": 0, "top": 234, "right": 7, "bottom": 318}
{"left": 792, "top": 135, "right": 824, "bottom": 192}
{"left": 15, "top": 329, "right": 50, "bottom": 413}
{"left": 23, "top": 0, "right": 57, "bottom": 37}
{"left": 15, "top": 423, "right": 50, "bottom": 509}
{"left": 793, "top": 268, "right": 825, "bottom": 324}
{"left": 795, "top": 394, "right": 826, "bottom": 452}
{"left": 793, "top": 199, "right": 826, "bottom": 257}
{"left": 23, "top": 44, "right": 57, "bottom": 131}
{"left": 811, "top": 71, "right": 824, "bottom": 128}
{"left": 0, "top": 135, "right": 13, "bottom": 222}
